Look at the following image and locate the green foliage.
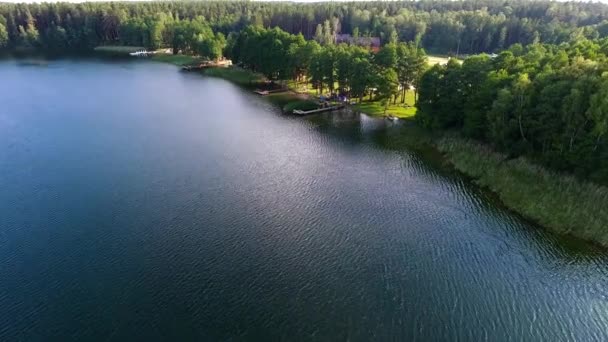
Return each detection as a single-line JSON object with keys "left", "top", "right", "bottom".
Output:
{"left": 417, "top": 59, "right": 466, "bottom": 128}
{"left": 350, "top": 57, "right": 373, "bottom": 101}
{"left": 587, "top": 78, "right": 608, "bottom": 150}
{"left": 196, "top": 32, "right": 225, "bottom": 61}
{"left": 314, "top": 19, "right": 336, "bottom": 45}
{"left": 395, "top": 42, "right": 428, "bottom": 103}
{"left": 227, "top": 26, "right": 305, "bottom": 80}
{"left": 2, "top": 1, "right": 608, "bottom": 54}
{"left": 375, "top": 43, "right": 398, "bottom": 69}
{"left": 0, "top": 22, "right": 8, "bottom": 48}
{"left": 376, "top": 68, "right": 399, "bottom": 114}
{"left": 170, "top": 17, "right": 225, "bottom": 59}
{"left": 16, "top": 11, "right": 39, "bottom": 48}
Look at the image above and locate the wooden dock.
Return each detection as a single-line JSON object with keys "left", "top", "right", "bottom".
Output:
{"left": 254, "top": 89, "right": 288, "bottom": 96}
{"left": 293, "top": 104, "right": 345, "bottom": 115}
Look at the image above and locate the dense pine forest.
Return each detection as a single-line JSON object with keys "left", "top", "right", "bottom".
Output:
{"left": 2, "top": 1, "right": 608, "bottom": 54}
{"left": 2, "top": 1, "right": 608, "bottom": 185}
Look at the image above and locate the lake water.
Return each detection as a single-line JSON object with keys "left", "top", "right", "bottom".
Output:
{"left": 1, "top": 59, "right": 608, "bottom": 341}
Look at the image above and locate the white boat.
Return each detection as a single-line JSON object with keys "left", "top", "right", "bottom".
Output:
{"left": 129, "top": 50, "right": 152, "bottom": 57}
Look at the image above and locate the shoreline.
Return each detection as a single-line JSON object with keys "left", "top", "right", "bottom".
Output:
{"left": 436, "top": 137, "right": 608, "bottom": 247}
{"left": 149, "top": 54, "right": 608, "bottom": 248}
{"left": 151, "top": 54, "right": 417, "bottom": 118}
{"left": 2, "top": 51, "right": 605, "bottom": 247}
{"left": 383, "top": 122, "right": 608, "bottom": 248}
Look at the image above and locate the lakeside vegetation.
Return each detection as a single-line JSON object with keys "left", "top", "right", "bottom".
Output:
{"left": 2, "top": 1, "right": 608, "bottom": 245}
{"left": 94, "top": 45, "right": 144, "bottom": 54}
{"left": 437, "top": 137, "right": 608, "bottom": 246}
{"left": 202, "top": 67, "right": 264, "bottom": 86}
{"left": 417, "top": 42, "right": 608, "bottom": 186}
{"left": 151, "top": 54, "right": 199, "bottom": 66}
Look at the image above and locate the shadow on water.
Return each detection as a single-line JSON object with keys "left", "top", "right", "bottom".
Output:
{"left": 0, "top": 50, "right": 144, "bottom": 69}
{"left": 303, "top": 110, "right": 608, "bottom": 260}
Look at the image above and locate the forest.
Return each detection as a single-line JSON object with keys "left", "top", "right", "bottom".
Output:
{"left": 2, "top": 1, "right": 608, "bottom": 184}
{"left": 417, "top": 40, "right": 608, "bottom": 184}
{"left": 2, "top": 1, "right": 608, "bottom": 54}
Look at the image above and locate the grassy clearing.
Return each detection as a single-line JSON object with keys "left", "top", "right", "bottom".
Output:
{"left": 437, "top": 137, "right": 608, "bottom": 246}
{"left": 353, "top": 91, "right": 417, "bottom": 118}
{"left": 427, "top": 54, "right": 462, "bottom": 66}
{"left": 152, "top": 54, "right": 200, "bottom": 66}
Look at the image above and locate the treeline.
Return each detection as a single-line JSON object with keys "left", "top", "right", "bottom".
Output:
{"left": 226, "top": 25, "right": 427, "bottom": 108}
{"left": 3, "top": 1, "right": 608, "bottom": 54}
{"left": 417, "top": 40, "right": 608, "bottom": 184}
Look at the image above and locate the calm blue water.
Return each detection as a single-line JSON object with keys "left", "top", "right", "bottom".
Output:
{"left": 1, "top": 59, "right": 608, "bottom": 341}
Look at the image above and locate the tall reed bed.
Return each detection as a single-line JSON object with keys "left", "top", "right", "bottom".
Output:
{"left": 437, "top": 137, "right": 608, "bottom": 246}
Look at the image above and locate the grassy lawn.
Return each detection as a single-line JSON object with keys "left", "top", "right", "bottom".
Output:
{"left": 353, "top": 91, "right": 417, "bottom": 118}
{"left": 286, "top": 80, "right": 318, "bottom": 96}
{"left": 354, "top": 102, "right": 417, "bottom": 118}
